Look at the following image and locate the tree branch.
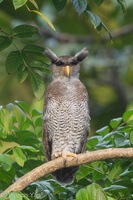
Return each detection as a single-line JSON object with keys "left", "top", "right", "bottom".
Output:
{"left": 0, "top": 148, "right": 133, "bottom": 197}
{"left": 40, "top": 23, "right": 133, "bottom": 43}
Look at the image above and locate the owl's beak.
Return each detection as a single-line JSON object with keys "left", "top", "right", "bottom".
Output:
{"left": 65, "top": 65, "right": 70, "bottom": 76}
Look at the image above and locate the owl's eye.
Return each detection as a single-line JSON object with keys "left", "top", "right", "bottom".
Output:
{"left": 71, "top": 60, "right": 78, "bottom": 65}
{"left": 56, "top": 61, "right": 64, "bottom": 66}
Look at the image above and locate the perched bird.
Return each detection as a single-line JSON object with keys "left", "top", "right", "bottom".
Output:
{"left": 43, "top": 48, "right": 90, "bottom": 185}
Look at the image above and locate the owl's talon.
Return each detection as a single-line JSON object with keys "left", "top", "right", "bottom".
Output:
{"left": 53, "top": 152, "right": 61, "bottom": 159}
{"left": 54, "top": 153, "right": 59, "bottom": 158}
{"left": 62, "top": 152, "right": 78, "bottom": 167}
{"left": 62, "top": 152, "right": 77, "bottom": 159}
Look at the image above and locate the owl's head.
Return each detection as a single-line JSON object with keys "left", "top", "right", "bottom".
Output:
{"left": 44, "top": 48, "right": 88, "bottom": 78}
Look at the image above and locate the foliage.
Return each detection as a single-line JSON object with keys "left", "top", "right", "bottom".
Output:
{"left": 0, "top": 0, "right": 132, "bottom": 131}
{"left": 0, "top": 0, "right": 133, "bottom": 199}
{"left": 0, "top": 0, "right": 127, "bottom": 100}
{"left": 0, "top": 102, "right": 133, "bottom": 199}
{"left": 0, "top": 24, "right": 51, "bottom": 100}
{"left": 0, "top": 0, "right": 126, "bottom": 37}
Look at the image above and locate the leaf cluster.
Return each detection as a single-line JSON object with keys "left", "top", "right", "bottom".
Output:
{"left": 0, "top": 25, "right": 51, "bottom": 100}
{"left": 52, "top": 0, "right": 126, "bottom": 39}
{"left": 0, "top": 103, "right": 133, "bottom": 199}
{"left": 0, "top": 0, "right": 126, "bottom": 38}
{"left": 76, "top": 109, "right": 133, "bottom": 200}
{"left": 0, "top": 0, "right": 128, "bottom": 102}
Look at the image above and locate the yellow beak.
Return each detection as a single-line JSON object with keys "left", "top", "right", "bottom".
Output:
{"left": 65, "top": 65, "right": 70, "bottom": 76}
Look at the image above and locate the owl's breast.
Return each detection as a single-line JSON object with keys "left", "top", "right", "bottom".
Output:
{"left": 44, "top": 77, "right": 90, "bottom": 140}
{"left": 47, "top": 77, "right": 88, "bottom": 102}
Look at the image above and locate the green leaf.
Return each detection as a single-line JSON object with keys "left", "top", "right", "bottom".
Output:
{"left": 117, "top": 0, "right": 126, "bottom": 12}
{"left": 9, "top": 192, "right": 23, "bottom": 200}
{"left": 31, "top": 10, "right": 56, "bottom": 31}
{"left": 102, "top": 131, "right": 119, "bottom": 140}
{"left": 104, "top": 185, "right": 127, "bottom": 192}
{"left": 101, "top": 21, "right": 112, "bottom": 40}
{"left": 92, "top": 170, "right": 105, "bottom": 182}
{"left": 3, "top": 103, "right": 14, "bottom": 133}
{"left": 52, "top": 0, "right": 67, "bottom": 11}
{"left": 85, "top": 10, "right": 112, "bottom": 39}
{"left": 22, "top": 193, "right": 30, "bottom": 200}
{"left": 130, "top": 130, "right": 133, "bottom": 143}
{"left": 14, "top": 105, "right": 26, "bottom": 124}
{"left": 96, "top": 141, "right": 112, "bottom": 148}
{"left": 32, "top": 109, "right": 42, "bottom": 117}
{"left": 0, "top": 36, "right": 12, "bottom": 52}
{"left": 76, "top": 188, "right": 88, "bottom": 200}
{"left": 87, "top": 136, "right": 102, "bottom": 150}
{"left": 123, "top": 109, "right": 133, "bottom": 121}
{"left": 96, "top": 188, "right": 108, "bottom": 200}
{"left": 71, "top": 0, "right": 87, "bottom": 14}
{"left": 117, "top": 125, "right": 131, "bottom": 132}
{"left": 30, "top": 72, "right": 45, "bottom": 100}
{"left": 22, "top": 45, "right": 44, "bottom": 56}
{"left": 86, "top": 10, "right": 101, "bottom": 29}
{"left": 1, "top": 108, "right": 11, "bottom": 133}
{"left": 13, "top": 25, "right": 39, "bottom": 38}
{"left": 0, "top": 132, "right": 6, "bottom": 139}
{"left": 13, "top": 0, "right": 28, "bottom": 10}
{"left": 96, "top": 126, "right": 110, "bottom": 136}
{"left": 30, "top": 60, "right": 51, "bottom": 74}
{"left": 86, "top": 184, "right": 107, "bottom": 200}
{"left": 93, "top": 0, "right": 104, "bottom": 6}
{"left": 6, "top": 51, "right": 24, "bottom": 74}
{"left": 6, "top": 103, "right": 14, "bottom": 119}
{"left": 35, "top": 117, "right": 42, "bottom": 127}
{"left": 29, "top": 0, "right": 39, "bottom": 10}
{"left": 17, "top": 65, "right": 28, "bottom": 83}
{"left": 0, "top": 196, "right": 6, "bottom": 200}
{"left": 107, "top": 197, "right": 116, "bottom": 200}
{"left": 114, "top": 137, "right": 128, "bottom": 147}
{"left": 110, "top": 117, "right": 122, "bottom": 128}
{"left": 15, "top": 101, "right": 30, "bottom": 114}
{"left": 0, "top": 154, "right": 12, "bottom": 171}
{"left": 13, "top": 147, "right": 26, "bottom": 167}
{"left": 76, "top": 165, "right": 92, "bottom": 181}
{"left": 0, "top": 167, "right": 15, "bottom": 190}
{"left": 0, "top": 0, "right": 4, "bottom": 3}
{"left": 19, "top": 145, "right": 39, "bottom": 152}
{"left": 108, "top": 162, "right": 122, "bottom": 181}
{"left": 16, "top": 130, "right": 40, "bottom": 145}
{"left": 53, "top": 186, "right": 67, "bottom": 194}
{"left": 91, "top": 161, "right": 102, "bottom": 168}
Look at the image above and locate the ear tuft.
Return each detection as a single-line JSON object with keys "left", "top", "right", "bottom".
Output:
{"left": 75, "top": 47, "right": 88, "bottom": 62}
{"left": 44, "top": 48, "right": 58, "bottom": 63}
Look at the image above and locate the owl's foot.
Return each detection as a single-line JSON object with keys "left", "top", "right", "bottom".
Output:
{"left": 53, "top": 152, "right": 77, "bottom": 160}
{"left": 53, "top": 152, "right": 62, "bottom": 159}
{"left": 62, "top": 152, "right": 77, "bottom": 159}
{"left": 62, "top": 152, "right": 78, "bottom": 167}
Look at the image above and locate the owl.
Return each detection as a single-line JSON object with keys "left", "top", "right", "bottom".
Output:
{"left": 43, "top": 48, "right": 90, "bottom": 185}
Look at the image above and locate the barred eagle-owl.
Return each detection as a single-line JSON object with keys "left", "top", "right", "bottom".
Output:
{"left": 43, "top": 48, "right": 90, "bottom": 184}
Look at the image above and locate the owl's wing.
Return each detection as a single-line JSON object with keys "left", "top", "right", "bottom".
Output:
{"left": 43, "top": 122, "right": 52, "bottom": 161}
{"left": 43, "top": 93, "right": 52, "bottom": 162}
{"left": 81, "top": 131, "right": 89, "bottom": 153}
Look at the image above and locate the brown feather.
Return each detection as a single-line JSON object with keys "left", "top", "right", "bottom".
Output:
{"left": 42, "top": 48, "right": 90, "bottom": 185}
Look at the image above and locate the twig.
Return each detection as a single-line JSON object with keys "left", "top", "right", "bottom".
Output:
{"left": 0, "top": 148, "right": 133, "bottom": 197}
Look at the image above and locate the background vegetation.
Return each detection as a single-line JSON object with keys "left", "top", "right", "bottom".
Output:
{"left": 0, "top": 0, "right": 133, "bottom": 199}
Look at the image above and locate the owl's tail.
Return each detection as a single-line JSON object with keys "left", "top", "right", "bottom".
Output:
{"left": 52, "top": 166, "right": 79, "bottom": 185}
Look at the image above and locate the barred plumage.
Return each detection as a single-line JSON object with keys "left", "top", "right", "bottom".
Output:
{"left": 43, "top": 48, "right": 90, "bottom": 184}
